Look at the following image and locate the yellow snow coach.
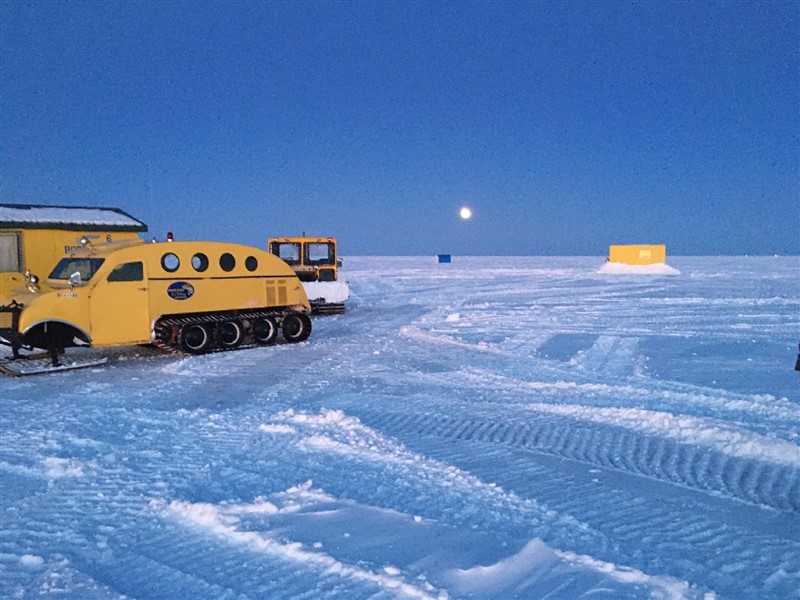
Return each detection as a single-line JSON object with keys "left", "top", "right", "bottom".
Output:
{"left": 268, "top": 236, "right": 349, "bottom": 315}
{"left": 0, "top": 239, "right": 312, "bottom": 375}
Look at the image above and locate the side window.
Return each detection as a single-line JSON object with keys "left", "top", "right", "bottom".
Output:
{"left": 162, "top": 253, "right": 180, "bottom": 272}
{"left": 107, "top": 261, "right": 144, "bottom": 282}
{"left": 192, "top": 253, "right": 209, "bottom": 272}
{"left": 219, "top": 253, "right": 236, "bottom": 272}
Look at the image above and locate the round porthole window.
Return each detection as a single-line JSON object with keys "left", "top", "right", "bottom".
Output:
{"left": 245, "top": 256, "right": 258, "bottom": 272}
{"left": 192, "top": 253, "right": 209, "bottom": 272}
{"left": 161, "top": 253, "right": 180, "bottom": 272}
{"left": 219, "top": 253, "right": 235, "bottom": 272}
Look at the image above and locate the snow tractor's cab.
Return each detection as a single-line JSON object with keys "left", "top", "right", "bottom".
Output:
{"left": 268, "top": 236, "right": 349, "bottom": 315}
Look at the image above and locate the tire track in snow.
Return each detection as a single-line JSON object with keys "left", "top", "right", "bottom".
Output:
{"left": 400, "top": 365, "right": 799, "bottom": 437}
{"left": 369, "top": 418, "right": 800, "bottom": 600}
{"left": 152, "top": 499, "right": 444, "bottom": 600}
{"left": 249, "top": 410, "right": 615, "bottom": 554}
{"left": 368, "top": 304, "right": 798, "bottom": 430}
{"left": 569, "top": 335, "right": 641, "bottom": 378}
{"left": 70, "top": 547, "right": 246, "bottom": 600}
{"left": 361, "top": 408, "right": 799, "bottom": 512}
{"left": 314, "top": 328, "right": 800, "bottom": 515}
{"left": 0, "top": 404, "right": 441, "bottom": 600}
{"left": 248, "top": 410, "right": 703, "bottom": 600}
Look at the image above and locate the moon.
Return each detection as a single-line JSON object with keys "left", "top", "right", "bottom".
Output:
{"left": 459, "top": 206, "right": 473, "bottom": 220}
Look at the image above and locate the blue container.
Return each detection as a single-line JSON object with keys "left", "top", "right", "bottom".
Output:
{"left": 436, "top": 254, "right": 451, "bottom": 263}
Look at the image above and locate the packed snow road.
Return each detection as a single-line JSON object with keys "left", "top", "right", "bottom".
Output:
{"left": 1, "top": 256, "right": 798, "bottom": 599}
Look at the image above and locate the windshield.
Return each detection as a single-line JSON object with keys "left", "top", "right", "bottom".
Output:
{"left": 270, "top": 242, "right": 301, "bottom": 265}
{"left": 49, "top": 258, "right": 105, "bottom": 282}
{"left": 305, "top": 242, "right": 335, "bottom": 266}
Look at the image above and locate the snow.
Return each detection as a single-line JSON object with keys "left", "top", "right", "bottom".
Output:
{"left": 598, "top": 261, "right": 681, "bottom": 275}
{"left": 1, "top": 255, "right": 798, "bottom": 599}
{"left": 20, "top": 555, "right": 45, "bottom": 568}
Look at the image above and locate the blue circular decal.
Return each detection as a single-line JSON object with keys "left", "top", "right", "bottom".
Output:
{"left": 167, "top": 281, "right": 195, "bottom": 300}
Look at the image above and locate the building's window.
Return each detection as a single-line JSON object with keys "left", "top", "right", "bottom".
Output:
{"left": 245, "top": 256, "right": 258, "bottom": 271}
{"left": 107, "top": 261, "right": 144, "bottom": 282}
{"left": 220, "top": 253, "right": 235, "bottom": 272}
{"left": 0, "top": 232, "right": 22, "bottom": 272}
{"left": 161, "top": 253, "right": 180, "bottom": 272}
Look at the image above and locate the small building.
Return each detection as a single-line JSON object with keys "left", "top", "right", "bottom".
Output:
{"left": 608, "top": 244, "right": 666, "bottom": 266}
{"left": 0, "top": 203, "right": 147, "bottom": 285}
{"left": 436, "top": 254, "right": 452, "bottom": 263}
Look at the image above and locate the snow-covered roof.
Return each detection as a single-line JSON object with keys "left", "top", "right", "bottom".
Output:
{"left": 0, "top": 203, "right": 148, "bottom": 232}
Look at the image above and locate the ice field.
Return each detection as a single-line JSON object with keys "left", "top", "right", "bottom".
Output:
{"left": 1, "top": 255, "right": 799, "bottom": 599}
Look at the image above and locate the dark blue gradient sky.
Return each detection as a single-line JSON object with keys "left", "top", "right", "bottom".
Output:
{"left": 2, "top": 1, "right": 797, "bottom": 255}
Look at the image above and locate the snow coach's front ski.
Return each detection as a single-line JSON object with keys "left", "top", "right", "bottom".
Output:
{"left": 0, "top": 356, "right": 108, "bottom": 377}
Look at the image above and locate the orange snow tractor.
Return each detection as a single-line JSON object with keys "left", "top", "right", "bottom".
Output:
{"left": 268, "top": 237, "right": 349, "bottom": 315}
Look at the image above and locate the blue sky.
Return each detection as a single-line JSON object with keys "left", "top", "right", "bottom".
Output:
{"left": 1, "top": 1, "right": 797, "bottom": 255}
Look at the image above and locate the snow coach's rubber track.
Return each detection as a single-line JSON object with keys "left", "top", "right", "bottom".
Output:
{"left": 154, "top": 308, "right": 284, "bottom": 335}
{"left": 153, "top": 308, "right": 311, "bottom": 351}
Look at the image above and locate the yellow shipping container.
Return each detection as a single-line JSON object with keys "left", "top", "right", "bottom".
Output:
{"left": 608, "top": 244, "right": 666, "bottom": 265}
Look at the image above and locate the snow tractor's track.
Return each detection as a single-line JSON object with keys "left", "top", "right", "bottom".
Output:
{"left": 153, "top": 309, "right": 312, "bottom": 354}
